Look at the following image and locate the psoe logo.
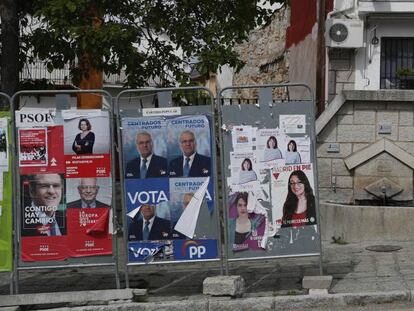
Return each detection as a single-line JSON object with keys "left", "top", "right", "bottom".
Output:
{"left": 85, "top": 240, "right": 95, "bottom": 248}
{"left": 39, "top": 244, "right": 49, "bottom": 252}
{"left": 96, "top": 167, "right": 106, "bottom": 175}
{"left": 173, "top": 239, "right": 217, "bottom": 260}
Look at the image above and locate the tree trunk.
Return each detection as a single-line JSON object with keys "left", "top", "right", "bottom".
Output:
{"left": 77, "top": 7, "right": 103, "bottom": 109}
{"left": 77, "top": 63, "right": 103, "bottom": 108}
{"left": 0, "top": 0, "right": 19, "bottom": 105}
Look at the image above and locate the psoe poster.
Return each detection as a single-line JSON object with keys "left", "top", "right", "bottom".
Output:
{"left": 63, "top": 110, "right": 111, "bottom": 178}
{"left": 20, "top": 173, "right": 68, "bottom": 261}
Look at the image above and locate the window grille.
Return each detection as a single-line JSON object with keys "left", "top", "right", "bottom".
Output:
{"left": 380, "top": 37, "right": 414, "bottom": 89}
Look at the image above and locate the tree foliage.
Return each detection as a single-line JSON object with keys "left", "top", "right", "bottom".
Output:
{"left": 20, "top": 0, "right": 284, "bottom": 87}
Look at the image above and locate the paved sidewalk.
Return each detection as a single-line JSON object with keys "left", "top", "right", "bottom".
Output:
{"left": 1, "top": 240, "right": 414, "bottom": 309}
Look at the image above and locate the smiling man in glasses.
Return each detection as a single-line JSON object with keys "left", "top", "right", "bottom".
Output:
{"left": 22, "top": 173, "right": 66, "bottom": 236}
{"left": 67, "top": 178, "right": 110, "bottom": 208}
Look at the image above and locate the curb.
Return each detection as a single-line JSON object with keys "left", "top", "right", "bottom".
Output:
{"left": 34, "top": 290, "right": 410, "bottom": 311}
{"left": 0, "top": 289, "right": 146, "bottom": 308}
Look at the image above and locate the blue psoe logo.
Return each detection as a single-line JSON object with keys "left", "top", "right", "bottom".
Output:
{"left": 173, "top": 239, "right": 218, "bottom": 260}
{"left": 128, "top": 241, "right": 173, "bottom": 263}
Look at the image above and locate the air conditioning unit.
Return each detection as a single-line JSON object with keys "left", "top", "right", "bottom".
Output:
{"left": 325, "top": 18, "right": 364, "bottom": 48}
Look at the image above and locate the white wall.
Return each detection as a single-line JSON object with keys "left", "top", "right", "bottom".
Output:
{"left": 334, "top": 0, "right": 355, "bottom": 12}
{"left": 216, "top": 65, "right": 234, "bottom": 92}
{"left": 355, "top": 19, "right": 414, "bottom": 90}
{"left": 359, "top": 2, "right": 414, "bottom": 15}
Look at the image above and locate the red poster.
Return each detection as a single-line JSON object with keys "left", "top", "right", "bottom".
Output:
{"left": 64, "top": 154, "right": 111, "bottom": 178}
{"left": 66, "top": 208, "right": 112, "bottom": 257}
{"left": 19, "top": 126, "right": 65, "bottom": 175}
{"left": 21, "top": 236, "right": 68, "bottom": 261}
{"left": 18, "top": 128, "right": 47, "bottom": 167}
{"left": 18, "top": 110, "right": 113, "bottom": 262}
{"left": 20, "top": 173, "right": 68, "bottom": 262}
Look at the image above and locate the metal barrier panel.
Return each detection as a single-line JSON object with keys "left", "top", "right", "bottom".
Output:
{"left": 116, "top": 87, "right": 221, "bottom": 280}
{"left": 0, "top": 94, "right": 13, "bottom": 280}
{"left": 218, "top": 84, "right": 322, "bottom": 265}
{"left": 11, "top": 90, "right": 119, "bottom": 292}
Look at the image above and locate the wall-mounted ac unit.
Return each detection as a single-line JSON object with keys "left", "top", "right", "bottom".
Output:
{"left": 325, "top": 18, "right": 364, "bottom": 48}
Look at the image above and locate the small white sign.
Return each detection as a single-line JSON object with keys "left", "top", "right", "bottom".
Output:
{"left": 231, "top": 125, "right": 255, "bottom": 151}
{"left": 143, "top": 107, "right": 181, "bottom": 116}
{"left": 280, "top": 115, "right": 306, "bottom": 134}
{"left": 62, "top": 109, "right": 105, "bottom": 120}
{"left": 15, "top": 108, "right": 56, "bottom": 127}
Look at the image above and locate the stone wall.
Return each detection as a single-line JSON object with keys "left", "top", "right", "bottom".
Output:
{"left": 317, "top": 90, "right": 414, "bottom": 204}
{"left": 328, "top": 49, "right": 355, "bottom": 102}
{"left": 232, "top": 8, "right": 290, "bottom": 99}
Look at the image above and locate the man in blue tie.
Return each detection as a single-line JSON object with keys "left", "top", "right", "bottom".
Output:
{"left": 168, "top": 130, "right": 211, "bottom": 177}
{"left": 125, "top": 131, "right": 168, "bottom": 179}
{"left": 21, "top": 173, "right": 66, "bottom": 237}
{"left": 128, "top": 203, "right": 171, "bottom": 241}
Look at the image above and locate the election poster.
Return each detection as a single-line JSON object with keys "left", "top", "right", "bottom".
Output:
{"left": 122, "top": 117, "right": 168, "bottom": 179}
{"left": 65, "top": 177, "right": 112, "bottom": 257}
{"left": 167, "top": 115, "right": 211, "bottom": 178}
{"left": 18, "top": 128, "right": 48, "bottom": 166}
{"left": 284, "top": 136, "right": 311, "bottom": 165}
{"left": 255, "top": 128, "right": 286, "bottom": 164}
{"left": 20, "top": 173, "right": 68, "bottom": 261}
{"left": 225, "top": 121, "right": 320, "bottom": 259}
{"left": 18, "top": 126, "right": 65, "bottom": 175}
{"left": 229, "top": 151, "right": 259, "bottom": 190}
{"left": 66, "top": 208, "right": 112, "bottom": 257}
{"left": 231, "top": 125, "right": 255, "bottom": 151}
{"left": 271, "top": 164, "right": 317, "bottom": 229}
{"left": 0, "top": 121, "right": 8, "bottom": 168}
{"left": 16, "top": 108, "right": 113, "bottom": 262}
{"left": 228, "top": 191, "right": 267, "bottom": 252}
{"left": 63, "top": 110, "right": 111, "bottom": 178}
{"left": 0, "top": 114, "right": 12, "bottom": 272}
{"left": 121, "top": 114, "right": 218, "bottom": 263}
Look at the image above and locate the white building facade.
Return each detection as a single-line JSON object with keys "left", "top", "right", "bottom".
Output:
{"left": 328, "top": 0, "right": 414, "bottom": 98}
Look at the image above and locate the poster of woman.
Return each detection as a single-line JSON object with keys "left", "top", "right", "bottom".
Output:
{"left": 271, "top": 164, "right": 317, "bottom": 228}
{"left": 229, "top": 152, "right": 260, "bottom": 191}
{"left": 227, "top": 191, "right": 267, "bottom": 252}
{"left": 284, "top": 137, "right": 311, "bottom": 165}
{"left": 255, "top": 129, "right": 286, "bottom": 163}
{"left": 63, "top": 110, "right": 110, "bottom": 155}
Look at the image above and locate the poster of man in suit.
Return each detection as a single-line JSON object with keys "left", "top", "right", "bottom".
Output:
{"left": 122, "top": 117, "right": 168, "bottom": 179}
{"left": 21, "top": 173, "right": 66, "bottom": 237}
{"left": 122, "top": 113, "right": 217, "bottom": 263}
{"left": 125, "top": 131, "right": 168, "bottom": 179}
{"left": 66, "top": 177, "right": 111, "bottom": 208}
{"left": 128, "top": 204, "right": 171, "bottom": 241}
{"left": 167, "top": 115, "right": 211, "bottom": 178}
